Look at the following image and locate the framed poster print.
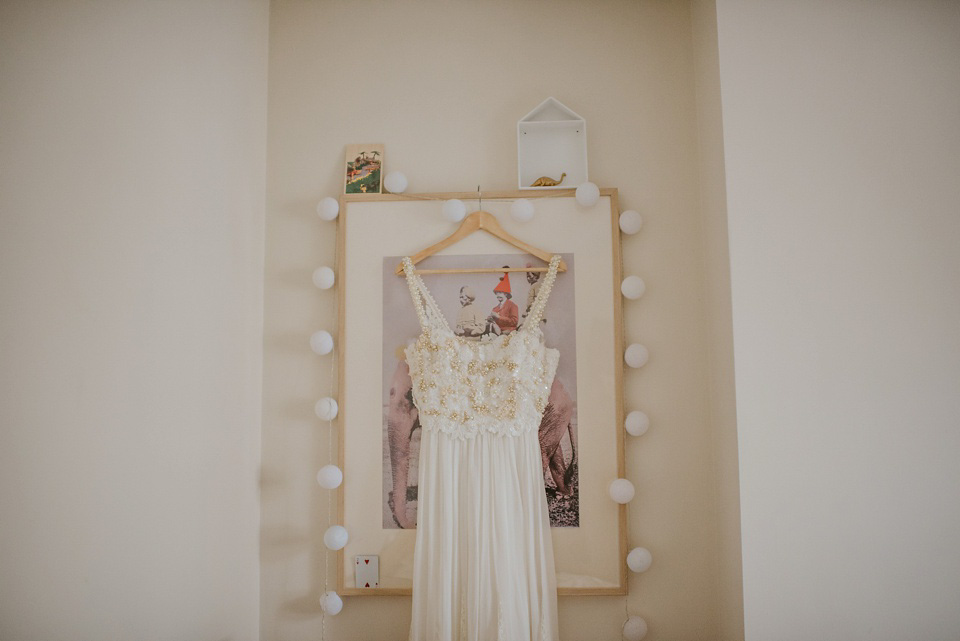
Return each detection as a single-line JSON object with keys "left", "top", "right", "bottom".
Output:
{"left": 336, "top": 190, "right": 626, "bottom": 596}
{"left": 381, "top": 252, "right": 581, "bottom": 531}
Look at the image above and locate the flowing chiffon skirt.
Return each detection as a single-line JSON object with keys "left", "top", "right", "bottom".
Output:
{"left": 408, "top": 428, "right": 560, "bottom": 641}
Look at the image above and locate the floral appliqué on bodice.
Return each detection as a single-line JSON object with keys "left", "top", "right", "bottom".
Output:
{"left": 401, "top": 255, "right": 561, "bottom": 440}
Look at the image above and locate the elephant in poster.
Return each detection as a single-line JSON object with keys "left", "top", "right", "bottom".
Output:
{"left": 539, "top": 377, "right": 577, "bottom": 496}
{"left": 387, "top": 359, "right": 420, "bottom": 530}
{"left": 386, "top": 359, "right": 577, "bottom": 528}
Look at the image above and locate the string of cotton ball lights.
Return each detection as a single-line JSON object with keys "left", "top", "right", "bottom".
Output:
{"left": 318, "top": 355, "right": 343, "bottom": 633}
{"left": 317, "top": 197, "right": 339, "bottom": 221}
{"left": 314, "top": 197, "right": 346, "bottom": 635}
{"left": 510, "top": 198, "right": 535, "bottom": 222}
{"left": 609, "top": 478, "right": 636, "bottom": 504}
{"left": 319, "top": 591, "right": 343, "bottom": 616}
{"left": 316, "top": 464, "right": 343, "bottom": 489}
{"left": 384, "top": 171, "right": 408, "bottom": 194}
{"left": 627, "top": 547, "right": 653, "bottom": 573}
{"left": 625, "top": 410, "right": 650, "bottom": 437}
{"left": 618, "top": 202, "right": 651, "bottom": 640}
{"left": 623, "top": 616, "right": 649, "bottom": 641}
{"left": 624, "top": 343, "right": 649, "bottom": 369}
{"left": 575, "top": 181, "right": 601, "bottom": 207}
{"left": 436, "top": 181, "right": 602, "bottom": 225}
{"left": 359, "top": 179, "right": 612, "bottom": 225}
{"left": 315, "top": 397, "right": 338, "bottom": 421}
{"left": 619, "top": 209, "right": 643, "bottom": 235}
{"left": 442, "top": 198, "right": 467, "bottom": 222}
{"left": 323, "top": 525, "right": 349, "bottom": 551}
{"left": 621, "top": 275, "right": 646, "bottom": 300}
{"left": 313, "top": 266, "right": 335, "bottom": 290}
{"left": 311, "top": 330, "right": 334, "bottom": 356}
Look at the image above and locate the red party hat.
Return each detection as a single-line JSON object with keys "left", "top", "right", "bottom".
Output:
{"left": 493, "top": 270, "right": 512, "bottom": 294}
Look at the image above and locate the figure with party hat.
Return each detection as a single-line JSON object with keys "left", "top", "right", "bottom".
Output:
{"left": 487, "top": 267, "right": 520, "bottom": 335}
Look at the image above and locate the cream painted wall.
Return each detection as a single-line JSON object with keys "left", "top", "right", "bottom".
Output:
{"left": 0, "top": 2, "right": 268, "bottom": 640}
{"left": 264, "top": 1, "right": 738, "bottom": 639}
{"left": 716, "top": 1, "right": 960, "bottom": 639}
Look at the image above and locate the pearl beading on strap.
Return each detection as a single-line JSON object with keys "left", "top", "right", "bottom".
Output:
{"left": 401, "top": 257, "right": 428, "bottom": 328}
{"left": 402, "top": 256, "right": 453, "bottom": 331}
{"left": 526, "top": 254, "right": 561, "bottom": 328}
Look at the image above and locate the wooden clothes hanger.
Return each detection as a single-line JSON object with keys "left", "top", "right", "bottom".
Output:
{"left": 395, "top": 210, "right": 568, "bottom": 276}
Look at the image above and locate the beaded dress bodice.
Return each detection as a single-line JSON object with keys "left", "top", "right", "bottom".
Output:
{"left": 401, "top": 255, "right": 561, "bottom": 440}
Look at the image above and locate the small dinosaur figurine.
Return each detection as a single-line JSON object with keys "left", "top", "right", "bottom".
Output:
{"left": 530, "top": 172, "right": 566, "bottom": 187}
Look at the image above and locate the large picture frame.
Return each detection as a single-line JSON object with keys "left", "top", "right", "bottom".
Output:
{"left": 336, "top": 190, "right": 626, "bottom": 596}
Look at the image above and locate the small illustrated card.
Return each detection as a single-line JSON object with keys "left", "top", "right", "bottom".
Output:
{"left": 355, "top": 555, "right": 380, "bottom": 588}
{"left": 344, "top": 144, "right": 384, "bottom": 195}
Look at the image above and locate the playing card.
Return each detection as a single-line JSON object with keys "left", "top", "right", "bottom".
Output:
{"left": 355, "top": 555, "right": 379, "bottom": 588}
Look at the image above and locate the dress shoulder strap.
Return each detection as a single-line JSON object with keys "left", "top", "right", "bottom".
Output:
{"left": 401, "top": 257, "right": 448, "bottom": 331}
{"left": 401, "top": 257, "right": 430, "bottom": 329}
{"left": 524, "top": 254, "right": 562, "bottom": 329}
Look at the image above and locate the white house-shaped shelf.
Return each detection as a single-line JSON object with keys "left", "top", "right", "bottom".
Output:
{"left": 517, "top": 97, "right": 587, "bottom": 190}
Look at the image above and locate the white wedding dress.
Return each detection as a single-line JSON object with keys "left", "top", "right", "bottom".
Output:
{"left": 401, "top": 255, "right": 562, "bottom": 641}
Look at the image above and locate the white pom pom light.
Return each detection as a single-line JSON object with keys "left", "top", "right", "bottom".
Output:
{"left": 442, "top": 199, "right": 467, "bottom": 222}
{"left": 625, "top": 411, "right": 650, "bottom": 437}
{"left": 627, "top": 547, "right": 653, "bottom": 573}
{"left": 317, "top": 197, "right": 339, "bottom": 221}
{"left": 316, "top": 464, "right": 343, "bottom": 489}
{"left": 384, "top": 171, "right": 408, "bottom": 194}
{"left": 625, "top": 344, "right": 649, "bottom": 368}
{"left": 621, "top": 276, "right": 646, "bottom": 300}
{"left": 510, "top": 198, "right": 535, "bottom": 222}
{"left": 312, "top": 266, "right": 335, "bottom": 290}
{"left": 622, "top": 615, "right": 648, "bottom": 641}
{"left": 323, "top": 525, "right": 349, "bottom": 550}
{"left": 609, "top": 478, "right": 636, "bottom": 504}
{"left": 319, "top": 590, "right": 343, "bottom": 615}
{"left": 619, "top": 210, "right": 643, "bottom": 235}
{"left": 315, "top": 397, "right": 339, "bottom": 421}
{"left": 310, "top": 330, "right": 334, "bottom": 355}
{"left": 575, "top": 182, "right": 600, "bottom": 207}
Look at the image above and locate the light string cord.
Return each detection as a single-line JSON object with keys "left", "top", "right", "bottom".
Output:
{"left": 625, "top": 503, "right": 631, "bottom": 624}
